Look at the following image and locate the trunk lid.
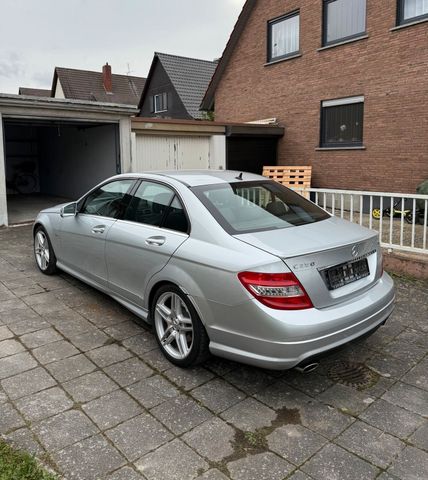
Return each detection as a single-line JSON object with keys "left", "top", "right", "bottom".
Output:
{"left": 235, "top": 216, "right": 382, "bottom": 308}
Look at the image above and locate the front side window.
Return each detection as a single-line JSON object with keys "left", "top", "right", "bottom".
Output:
{"left": 398, "top": 0, "right": 428, "bottom": 24}
{"left": 192, "top": 181, "right": 329, "bottom": 235}
{"left": 323, "top": 0, "right": 366, "bottom": 45}
{"left": 124, "top": 181, "right": 189, "bottom": 232}
{"left": 80, "top": 179, "right": 134, "bottom": 218}
{"left": 154, "top": 93, "right": 168, "bottom": 113}
{"left": 268, "top": 11, "right": 300, "bottom": 62}
{"left": 320, "top": 96, "right": 364, "bottom": 148}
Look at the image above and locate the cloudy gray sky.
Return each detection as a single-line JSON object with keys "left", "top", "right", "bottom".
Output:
{"left": 0, "top": 0, "right": 246, "bottom": 94}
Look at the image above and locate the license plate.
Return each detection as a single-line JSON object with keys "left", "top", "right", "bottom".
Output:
{"left": 324, "top": 258, "right": 370, "bottom": 290}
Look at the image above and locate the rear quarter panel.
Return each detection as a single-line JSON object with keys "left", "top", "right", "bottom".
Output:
{"left": 146, "top": 235, "right": 287, "bottom": 328}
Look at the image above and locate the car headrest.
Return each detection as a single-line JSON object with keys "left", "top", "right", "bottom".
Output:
{"left": 266, "top": 200, "right": 287, "bottom": 216}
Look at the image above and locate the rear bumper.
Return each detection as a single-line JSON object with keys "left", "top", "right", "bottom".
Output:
{"left": 206, "top": 272, "right": 395, "bottom": 370}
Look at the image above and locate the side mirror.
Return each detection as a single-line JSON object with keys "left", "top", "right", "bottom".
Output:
{"left": 60, "top": 202, "right": 77, "bottom": 217}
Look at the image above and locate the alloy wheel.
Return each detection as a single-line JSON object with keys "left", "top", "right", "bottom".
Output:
{"left": 154, "top": 292, "right": 194, "bottom": 360}
{"left": 34, "top": 231, "right": 50, "bottom": 271}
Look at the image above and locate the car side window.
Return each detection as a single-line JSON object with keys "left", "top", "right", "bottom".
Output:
{"left": 163, "top": 196, "right": 189, "bottom": 233}
{"left": 124, "top": 181, "right": 189, "bottom": 233}
{"left": 124, "top": 181, "right": 174, "bottom": 226}
{"left": 80, "top": 179, "right": 134, "bottom": 218}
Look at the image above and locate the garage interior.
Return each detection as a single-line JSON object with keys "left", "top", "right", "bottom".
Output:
{"left": 3, "top": 119, "right": 120, "bottom": 224}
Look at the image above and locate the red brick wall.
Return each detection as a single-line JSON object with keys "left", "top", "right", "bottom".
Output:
{"left": 214, "top": 0, "right": 428, "bottom": 193}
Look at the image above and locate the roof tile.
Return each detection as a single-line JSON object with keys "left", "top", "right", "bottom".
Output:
{"left": 156, "top": 53, "right": 217, "bottom": 119}
{"left": 55, "top": 67, "right": 146, "bottom": 106}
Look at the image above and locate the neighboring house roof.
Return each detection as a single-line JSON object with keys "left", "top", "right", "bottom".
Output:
{"left": 200, "top": 0, "right": 257, "bottom": 111}
{"left": 138, "top": 52, "right": 217, "bottom": 119}
{"left": 18, "top": 87, "right": 51, "bottom": 97}
{"left": 52, "top": 67, "right": 146, "bottom": 105}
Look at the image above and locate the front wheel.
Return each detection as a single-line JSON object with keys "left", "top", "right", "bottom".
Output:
{"left": 404, "top": 212, "right": 413, "bottom": 224}
{"left": 15, "top": 174, "right": 37, "bottom": 194}
{"left": 151, "top": 285, "right": 210, "bottom": 368}
{"left": 34, "top": 227, "right": 57, "bottom": 275}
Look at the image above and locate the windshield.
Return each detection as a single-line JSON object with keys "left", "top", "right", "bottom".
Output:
{"left": 191, "top": 180, "right": 330, "bottom": 234}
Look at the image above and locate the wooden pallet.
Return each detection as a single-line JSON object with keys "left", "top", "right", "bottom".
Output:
{"left": 262, "top": 166, "right": 312, "bottom": 197}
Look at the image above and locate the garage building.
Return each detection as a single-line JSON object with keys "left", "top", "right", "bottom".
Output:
{"left": 0, "top": 94, "right": 136, "bottom": 226}
{"left": 1, "top": 95, "right": 283, "bottom": 227}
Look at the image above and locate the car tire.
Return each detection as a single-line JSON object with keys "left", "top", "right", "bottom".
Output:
{"left": 34, "top": 226, "right": 57, "bottom": 275}
{"left": 151, "top": 284, "right": 210, "bottom": 368}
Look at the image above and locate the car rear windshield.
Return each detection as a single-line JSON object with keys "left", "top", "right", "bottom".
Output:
{"left": 191, "top": 180, "right": 330, "bottom": 234}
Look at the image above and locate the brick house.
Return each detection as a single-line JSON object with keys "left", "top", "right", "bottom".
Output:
{"left": 201, "top": 0, "right": 428, "bottom": 193}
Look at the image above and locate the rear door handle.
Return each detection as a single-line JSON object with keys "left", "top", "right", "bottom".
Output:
{"left": 92, "top": 225, "right": 106, "bottom": 234}
{"left": 145, "top": 236, "right": 166, "bottom": 246}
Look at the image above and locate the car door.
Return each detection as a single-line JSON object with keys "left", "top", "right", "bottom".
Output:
{"left": 59, "top": 178, "right": 135, "bottom": 287}
{"left": 105, "top": 180, "right": 190, "bottom": 307}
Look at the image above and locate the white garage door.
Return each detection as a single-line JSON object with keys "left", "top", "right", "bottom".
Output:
{"left": 134, "top": 135, "right": 211, "bottom": 172}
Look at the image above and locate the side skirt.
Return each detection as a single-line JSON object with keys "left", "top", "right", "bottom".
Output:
{"left": 56, "top": 261, "right": 150, "bottom": 324}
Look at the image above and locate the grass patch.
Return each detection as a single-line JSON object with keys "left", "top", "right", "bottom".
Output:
{"left": 0, "top": 439, "right": 57, "bottom": 480}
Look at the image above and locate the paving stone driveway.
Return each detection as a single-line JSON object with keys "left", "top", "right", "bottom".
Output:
{"left": 0, "top": 225, "right": 427, "bottom": 480}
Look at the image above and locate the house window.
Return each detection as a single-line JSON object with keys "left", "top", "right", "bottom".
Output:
{"left": 323, "top": 0, "right": 366, "bottom": 45}
{"left": 153, "top": 93, "right": 168, "bottom": 113}
{"left": 320, "top": 96, "right": 364, "bottom": 148}
{"left": 398, "top": 0, "right": 428, "bottom": 24}
{"left": 268, "top": 11, "right": 300, "bottom": 62}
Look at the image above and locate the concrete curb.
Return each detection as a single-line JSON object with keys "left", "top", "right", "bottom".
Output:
{"left": 383, "top": 249, "right": 428, "bottom": 280}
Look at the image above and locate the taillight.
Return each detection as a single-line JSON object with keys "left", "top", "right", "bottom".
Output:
{"left": 238, "top": 271, "right": 313, "bottom": 310}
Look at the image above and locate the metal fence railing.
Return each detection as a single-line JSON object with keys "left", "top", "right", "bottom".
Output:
{"left": 294, "top": 188, "right": 428, "bottom": 255}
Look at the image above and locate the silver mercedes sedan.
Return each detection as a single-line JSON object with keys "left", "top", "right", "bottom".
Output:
{"left": 33, "top": 170, "right": 395, "bottom": 370}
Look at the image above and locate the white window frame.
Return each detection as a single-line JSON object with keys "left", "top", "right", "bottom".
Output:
{"left": 154, "top": 93, "right": 168, "bottom": 113}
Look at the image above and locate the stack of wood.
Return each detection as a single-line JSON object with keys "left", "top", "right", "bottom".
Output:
{"left": 262, "top": 166, "right": 312, "bottom": 198}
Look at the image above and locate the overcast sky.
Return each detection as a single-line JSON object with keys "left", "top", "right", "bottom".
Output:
{"left": 0, "top": 0, "right": 246, "bottom": 94}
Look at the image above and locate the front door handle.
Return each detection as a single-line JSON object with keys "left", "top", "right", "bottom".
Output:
{"left": 92, "top": 225, "right": 106, "bottom": 234}
{"left": 145, "top": 236, "right": 166, "bottom": 246}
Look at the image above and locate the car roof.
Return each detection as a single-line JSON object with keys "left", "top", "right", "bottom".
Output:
{"left": 118, "top": 170, "right": 267, "bottom": 187}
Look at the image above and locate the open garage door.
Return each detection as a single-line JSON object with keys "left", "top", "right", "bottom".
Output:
{"left": 3, "top": 119, "right": 119, "bottom": 224}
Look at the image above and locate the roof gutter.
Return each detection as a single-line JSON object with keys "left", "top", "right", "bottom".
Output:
{"left": 0, "top": 93, "right": 138, "bottom": 115}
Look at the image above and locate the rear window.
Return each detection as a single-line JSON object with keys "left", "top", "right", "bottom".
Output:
{"left": 191, "top": 181, "right": 329, "bottom": 234}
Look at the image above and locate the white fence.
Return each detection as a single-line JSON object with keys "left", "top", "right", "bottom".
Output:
{"left": 296, "top": 188, "right": 428, "bottom": 255}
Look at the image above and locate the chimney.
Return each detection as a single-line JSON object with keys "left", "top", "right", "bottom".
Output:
{"left": 102, "top": 63, "right": 112, "bottom": 93}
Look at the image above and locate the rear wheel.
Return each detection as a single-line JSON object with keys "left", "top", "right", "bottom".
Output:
{"left": 372, "top": 208, "right": 381, "bottom": 219}
{"left": 34, "top": 227, "right": 57, "bottom": 275}
{"left": 151, "top": 284, "right": 210, "bottom": 367}
{"left": 404, "top": 212, "right": 413, "bottom": 224}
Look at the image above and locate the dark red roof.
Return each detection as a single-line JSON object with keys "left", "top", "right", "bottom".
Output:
{"left": 52, "top": 67, "right": 146, "bottom": 105}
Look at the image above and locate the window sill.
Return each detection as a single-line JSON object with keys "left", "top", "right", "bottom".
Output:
{"left": 316, "top": 146, "right": 366, "bottom": 151}
{"left": 264, "top": 53, "right": 302, "bottom": 67}
{"left": 390, "top": 16, "right": 428, "bottom": 31}
{"left": 317, "top": 34, "right": 368, "bottom": 52}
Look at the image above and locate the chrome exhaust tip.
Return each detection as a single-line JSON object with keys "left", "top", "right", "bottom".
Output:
{"left": 295, "top": 362, "right": 319, "bottom": 374}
